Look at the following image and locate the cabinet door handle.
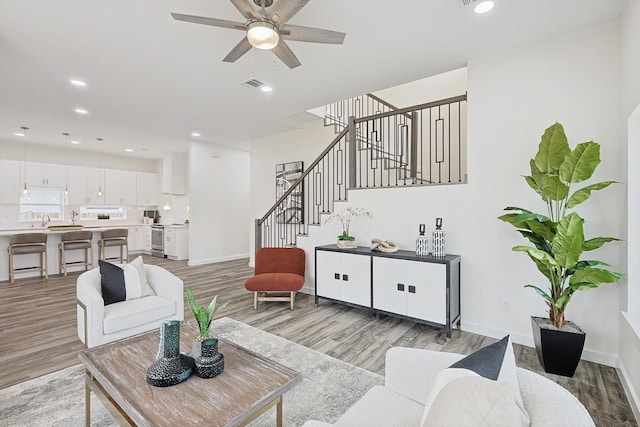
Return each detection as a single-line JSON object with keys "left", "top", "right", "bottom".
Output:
{"left": 408, "top": 285, "right": 416, "bottom": 294}
{"left": 342, "top": 274, "right": 349, "bottom": 281}
{"left": 397, "top": 283, "right": 404, "bottom": 291}
{"left": 334, "top": 273, "right": 340, "bottom": 280}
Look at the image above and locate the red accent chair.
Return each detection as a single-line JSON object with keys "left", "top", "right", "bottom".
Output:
{"left": 245, "top": 247, "right": 305, "bottom": 310}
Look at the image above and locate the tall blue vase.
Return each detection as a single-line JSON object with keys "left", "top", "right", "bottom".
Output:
{"left": 146, "top": 320, "right": 194, "bottom": 387}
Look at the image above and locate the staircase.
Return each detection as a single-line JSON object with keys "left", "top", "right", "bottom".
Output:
{"left": 255, "top": 93, "right": 467, "bottom": 250}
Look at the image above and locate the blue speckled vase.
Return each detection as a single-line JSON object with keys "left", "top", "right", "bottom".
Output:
{"left": 146, "top": 320, "right": 194, "bottom": 387}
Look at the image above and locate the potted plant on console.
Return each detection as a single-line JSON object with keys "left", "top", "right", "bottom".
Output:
{"left": 499, "top": 122, "right": 624, "bottom": 377}
{"left": 325, "top": 207, "right": 372, "bottom": 249}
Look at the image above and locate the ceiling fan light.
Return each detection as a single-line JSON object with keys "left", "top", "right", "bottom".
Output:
{"left": 247, "top": 21, "right": 279, "bottom": 50}
{"left": 474, "top": 0, "right": 495, "bottom": 14}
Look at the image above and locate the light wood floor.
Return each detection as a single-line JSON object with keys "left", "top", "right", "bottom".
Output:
{"left": 0, "top": 255, "right": 636, "bottom": 426}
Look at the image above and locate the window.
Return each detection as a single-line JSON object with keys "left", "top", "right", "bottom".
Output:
{"left": 19, "top": 188, "right": 64, "bottom": 222}
{"left": 79, "top": 205, "right": 127, "bottom": 220}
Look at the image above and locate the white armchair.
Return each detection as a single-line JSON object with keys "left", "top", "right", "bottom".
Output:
{"left": 303, "top": 347, "right": 595, "bottom": 427}
{"left": 76, "top": 264, "right": 184, "bottom": 348}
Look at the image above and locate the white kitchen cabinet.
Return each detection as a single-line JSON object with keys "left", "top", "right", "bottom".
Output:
{"left": 315, "top": 250, "right": 371, "bottom": 307}
{"left": 26, "top": 162, "right": 66, "bottom": 188}
{"left": 105, "top": 169, "right": 136, "bottom": 205}
{"left": 161, "top": 152, "right": 187, "bottom": 195}
{"left": 315, "top": 245, "right": 461, "bottom": 340}
{"left": 164, "top": 226, "right": 188, "bottom": 260}
{"left": 136, "top": 172, "right": 159, "bottom": 206}
{"left": 67, "top": 166, "right": 105, "bottom": 205}
{"left": 143, "top": 226, "right": 152, "bottom": 254}
{"left": 0, "top": 160, "right": 21, "bottom": 204}
{"left": 373, "top": 257, "right": 446, "bottom": 324}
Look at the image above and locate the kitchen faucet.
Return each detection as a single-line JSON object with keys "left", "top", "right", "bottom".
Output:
{"left": 41, "top": 214, "right": 51, "bottom": 227}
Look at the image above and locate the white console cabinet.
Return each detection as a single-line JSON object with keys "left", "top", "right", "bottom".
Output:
{"left": 315, "top": 245, "right": 461, "bottom": 339}
{"left": 316, "top": 250, "right": 371, "bottom": 307}
{"left": 373, "top": 257, "right": 446, "bottom": 324}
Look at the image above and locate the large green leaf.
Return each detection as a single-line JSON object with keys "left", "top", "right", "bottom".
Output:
{"left": 551, "top": 212, "right": 584, "bottom": 268}
{"left": 534, "top": 122, "right": 570, "bottom": 173}
{"left": 529, "top": 253, "right": 555, "bottom": 282}
{"left": 543, "top": 175, "right": 570, "bottom": 201}
{"left": 569, "top": 267, "right": 625, "bottom": 286}
{"left": 518, "top": 230, "right": 551, "bottom": 253}
{"left": 566, "top": 181, "right": 615, "bottom": 208}
{"left": 526, "top": 159, "right": 548, "bottom": 199}
{"left": 524, "top": 284, "right": 553, "bottom": 304}
{"left": 498, "top": 213, "right": 522, "bottom": 226}
{"left": 559, "top": 141, "right": 601, "bottom": 184}
{"left": 522, "top": 219, "right": 556, "bottom": 242}
{"left": 583, "top": 236, "right": 621, "bottom": 251}
{"left": 513, "top": 245, "right": 559, "bottom": 267}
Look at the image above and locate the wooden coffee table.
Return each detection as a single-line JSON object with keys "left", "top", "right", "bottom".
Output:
{"left": 78, "top": 323, "right": 301, "bottom": 426}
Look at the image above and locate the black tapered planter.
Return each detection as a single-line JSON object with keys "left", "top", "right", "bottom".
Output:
{"left": 531, "top": 316, "right": 586, "bottom": 377}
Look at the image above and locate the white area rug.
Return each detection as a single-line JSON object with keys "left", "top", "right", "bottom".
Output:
{"left": 0, "top": 317, "right": 382, "bottom": 426}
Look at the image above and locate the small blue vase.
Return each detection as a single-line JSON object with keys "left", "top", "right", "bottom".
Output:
{"left": 194, "top": 338, "right": 225, "bottom": 378}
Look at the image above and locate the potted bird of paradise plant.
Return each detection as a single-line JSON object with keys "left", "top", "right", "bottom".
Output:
{"left": 498, "top": 122, "right": 624, "bottom": 377}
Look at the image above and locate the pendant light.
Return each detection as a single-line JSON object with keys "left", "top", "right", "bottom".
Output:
{"left": 20, "top": 127, "right": 30, "bottom": 197}
{"left": 96, "top": 138, "right": 103, "bottom": 197}
{"left": 63, "top": 133, "right": 70, "bottom": 197}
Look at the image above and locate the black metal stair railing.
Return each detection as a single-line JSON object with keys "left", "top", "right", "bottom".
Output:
{"left": 255, "top": 93, "right": 467, "bottom": 251}
{"left": 352, "top": 94, "right": 467, "bottom": 187}
{"left": 255, "top": 127, "right": 349, "bottom": 250}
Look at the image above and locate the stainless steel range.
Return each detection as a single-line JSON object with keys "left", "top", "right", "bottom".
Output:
{"left": 151, "top": 225, "right": 165, "bottom": 258}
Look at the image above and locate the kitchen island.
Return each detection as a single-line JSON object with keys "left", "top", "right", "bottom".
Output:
{"left": 0, "top": 225, "right": 144, "bottom": 282}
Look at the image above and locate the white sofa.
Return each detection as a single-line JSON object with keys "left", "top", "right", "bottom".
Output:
{"left": 303, "top": 347, "right": 595, "bottom": 427}
{"left": 76, "top": 264, "right": 184, "bottom": 348}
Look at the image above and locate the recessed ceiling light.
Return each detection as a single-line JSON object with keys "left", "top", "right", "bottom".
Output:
{"left": 261, "top": 85, "right": 273, "bottom": 93}
{"left": 74, "top": 108, "right": 88, "bottom": 115}
{"left": 70, "top": 79, "right": 86, "bottom": 87}
{"left": 191, "top": 132, "right": 200, "bottom": 137}
{"left": 14, "top": 126, "right": 29, "bottom": 137}
{"left": 71, "top": 140, "right": 80, "bottom": 145}
{"left": 474, "top": 0, "right": 495, "bottom": 14}
{"left": 125, "top": 148, "right": 133, "bottom": 152}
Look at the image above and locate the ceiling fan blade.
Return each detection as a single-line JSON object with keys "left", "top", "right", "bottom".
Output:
{"left": 223, "top": 37, "right": 253, "bottom": 63}
{"left": 280, "top": 24, "right": 346, "bottom": 44}
{"left": 269, "top": 0, "right": 310, "bottom": 25}
{"left": 171, "top": 13, "right": 246, "bottom": 31}
{"left": 229, "top": 0, "right": 261, "bottom": 20}
{"left": 273, "top": 40, "right": 301, "bottom": 69}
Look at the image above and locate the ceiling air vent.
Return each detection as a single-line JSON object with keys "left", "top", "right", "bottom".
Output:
{"left": 241, "top": 78, "right": 265, "bottom": 89}
{"left": 457, "top": 0, "right": 480, "bottom": 7}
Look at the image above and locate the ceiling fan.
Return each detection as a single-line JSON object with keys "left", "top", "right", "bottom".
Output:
{"left": 171, "top": 0, "right": 346, "bottom": 69}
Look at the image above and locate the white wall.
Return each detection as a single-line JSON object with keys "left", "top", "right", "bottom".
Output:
{"left": 619, "top": 0, "right": 640, "bottom": 419}
{"left": 188, "top": 141, "right": 250, "bottom": 265}
{"left": 374, "top": 67, "right": 468, "bottom": 108}
{"left": 249, "top": 21, "right": 626, "bottom": 368}
{"left": 464, "top": 21, "right": 624, "bottom": 366}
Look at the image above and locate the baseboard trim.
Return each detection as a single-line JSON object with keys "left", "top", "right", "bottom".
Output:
{"left": 618, "top": 362, "right": 640, "bottom": 424}
{"left": 462, "top": 321, "right": 618, "bottom": 368}
{"left": 188, "top": 253, "right": 249, "bottom": 266}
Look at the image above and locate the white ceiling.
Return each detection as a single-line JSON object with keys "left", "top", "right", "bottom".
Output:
{"left": 0, "top": 0, "right": 625, "bottom": 159}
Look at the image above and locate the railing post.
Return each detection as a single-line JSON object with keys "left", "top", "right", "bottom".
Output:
{"left": 410, "top": 111, "right": 418, "bottom": 181}
{"left": 254, "top": 218, "right": 262, "bottom": 252}
{"left": 348, "top": 116, "right": 356, "bottom": 188}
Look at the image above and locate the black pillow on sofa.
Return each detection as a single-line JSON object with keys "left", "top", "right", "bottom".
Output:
{"left": 99, "top": 260, "right": 126, "bottom": 305}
